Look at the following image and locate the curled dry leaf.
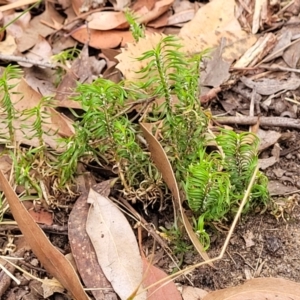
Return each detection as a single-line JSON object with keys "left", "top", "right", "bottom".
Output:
{"left": 202, "top": 277, "right": 300, "bottom": 300}
{"left": 86, "top": 189, "right": 146, "bottom": 300}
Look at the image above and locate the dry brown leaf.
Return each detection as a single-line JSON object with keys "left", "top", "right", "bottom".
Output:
{"left": 41, "top": 278, "right": 65, "bottom": 298}
{"left": 86, "top": 189, "right": 146, "bottom": 300}
{"left": 167, "top": 9, "right": 195, "bottom": 26}
{"left": 257, "top": 129, "right": 281, "bottom": 151}
{"left": 179, "top": 0, "right": 256, "bottom": 62}
{"left": 15, "top": 2, "right": 64, "bottom": 52}
{"left": 116, "top": 33, "right": 167, "bottom": 81}
{"left": 28, "top": 209, "right": 53, "bottom": 226}
{"left": 147, "top": 11, "right": 171, "bottom": 28}
{"left": 19, "top": 36, "right": 52, "bottom": 68}
{"left": 0, "top": 170, "right": 90, "bottom": 300}
{"left": 240, "top": 75, "right": 300, "bottom": 95}
{"left": 0, "top": 34, "right": 17, "bottom": 55}
{"left": 24, "top": 68, "right": 56, "bottom": 97}
{"left": 109, "top": 0, "right": 130, "bottom": 11}
{"left": 72, "top": 0, "right": 85, "bottom": 15}
{"left": 54, "top": 44, "right": 93, "bottom": 109}
{"left": 137, "top": 0, "right": 174, "bottom": 24}
{"left": 132, "top": 0, "right": 156, "bottom": 11}
{"left": 69, "top": 182, "right": 117, "bottom": 300}
{"left": 268, "top": 180, "right": 299, "bottom": 196}
{"left": 87, "top": 11, "right": 128, "bottom": 30}
{"left": 142, "top": 258, "right": 182, "bottom": 300}
{"left": 3, "top": 11, "right": 31, "bottom": 39}
{"left": 71, "top": 26, "right": 134, "bottom": 49}
{"left": 202, "top": 277, "right": 300, "bottom": 300}
{"left": 181, "top": 285, "right": 208, "bottom": 300}
{"left": 140, "top": 122, "right": 214, "bottom": 267}
{"left": 200, "top": 41, "right": 231, "bottom": 88}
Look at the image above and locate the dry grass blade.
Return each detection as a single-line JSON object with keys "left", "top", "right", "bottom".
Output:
{"left": 0, "top": 170, "right": 90, "bottom": 300}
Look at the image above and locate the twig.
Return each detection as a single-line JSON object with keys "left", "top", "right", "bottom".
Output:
{"left": 259, "top": 63, "right": 300, "bottom": 74}
{"left": 215, "top": 115, "right": 300, "bottom": 130}
{"left": 0, "top": 54, "right": 64, "bottom": 70}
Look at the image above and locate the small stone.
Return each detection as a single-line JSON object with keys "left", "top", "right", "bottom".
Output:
{"left": 286, "top": 153, "right": 292, "bottom": 159}
{"left": 30, "top": 258, "right": 39, "bottom": 267}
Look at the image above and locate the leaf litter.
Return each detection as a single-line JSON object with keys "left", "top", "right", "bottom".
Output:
{"left": 0, "top": 0, "right": 300, "bottom": 299}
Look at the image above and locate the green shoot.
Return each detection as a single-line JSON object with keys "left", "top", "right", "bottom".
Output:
{"left": 125, "top": 9, "right": 145, "bottom": 42}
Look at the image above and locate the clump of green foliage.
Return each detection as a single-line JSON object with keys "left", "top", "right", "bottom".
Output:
{"left": 125, "top": 9, "right": 145, "bottom": 42}
{"left": 0, "top": 34, "right": 269, "bottom": 246}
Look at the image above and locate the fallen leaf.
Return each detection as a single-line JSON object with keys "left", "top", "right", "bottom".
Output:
{"left": 15, "top": 2, "right": 64, "bottom": 52}
{"left": 181, "top": 285, "right": 208, "bottom": 300}
{"left": 202, "top": 277, "right": 300, "bottom": 300}
{"left": 19, "top": 36, "right": 52, "bottom": 68}
{"left": 87, "top": 11, "right": 128, "bottom": 30}
{"left": 42, "top": 278, "right": 65, "bottom": 298}
{"left": 137, "top": 0, "right": 174, "bottom": 25}
{"left": 28, "top": 209, "right": 53, "bottom": 226}
{"left": 268, "top": 180, "right": 299, "bottom": 196}
{"left": 259, "top": 156, "right": 278, "bottom": 170}
{"left": 257, "top": 129, "right": 281, "bottom": 151}
{"left": 200, "top": 41, "right": 231, "bottom": 88}
{"left": 179, "top": 0, "right": 257, "bottom": 61}
{"left": 69, "top": 182, "right": 117, "bottom": 300}
{"left": 167, "top": 9, "right": 195, "bottom": 26}
{"left": 142, "top": 258, "right": 182, "bottom": 300}
{"left": 240, "top": 75, "right": 300, "bottom": 95}
{"left": 242, "top": 231, "right": 255, "bottom": 248}
{"left": 109, "top": 0, "right": 131, "bottom": 11}
{"left": 0, "top": 35, "right": 17, "bottom": 55}
{"left": 0, "top": 170, "right": 90, "bottom": 300}
{"left": 71, "top": 26, "right": 134, "bottom": 49}
{"left": 86, "top": 189, "right": 146, "bottom": 300}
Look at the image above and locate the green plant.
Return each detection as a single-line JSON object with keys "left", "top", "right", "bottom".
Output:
{"left": 51, "top": 47, "right": 80, "bottom": 86}
{"left": 0, "top": 35, "right": 269, "bottom": 249}
{"left": 184, "top": 130, "right": 268, "bottom": 248}
{"left": 125, "top": 9, "right": 145, "bottom": 42}
{"left": 55, "top": 35, "right": 269, "bottom": 248}
{"left": 0, "top": 65, "right": 23, "bottom": 144}
{"left": 160, "top": 224, "right": 193, "bottom": 265}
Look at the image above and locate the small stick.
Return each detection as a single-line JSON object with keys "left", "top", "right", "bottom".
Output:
{"left": 215, "top": 115, "right": 300, "bottom": 130}
{"left": 0, "top": 54, "right": 67, "bottom": 70}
